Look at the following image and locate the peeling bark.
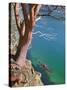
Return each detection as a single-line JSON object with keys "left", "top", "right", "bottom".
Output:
{"left": 14, "top": 3, "right": 41, "bottom": 67}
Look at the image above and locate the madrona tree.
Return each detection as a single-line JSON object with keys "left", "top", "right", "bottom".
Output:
{"left": 13, "top": 3, "right": 41, "bottom": 67}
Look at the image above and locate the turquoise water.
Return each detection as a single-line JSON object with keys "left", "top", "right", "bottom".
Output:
{"left": 27, "top": 16, "right": 65, "bottom": 85}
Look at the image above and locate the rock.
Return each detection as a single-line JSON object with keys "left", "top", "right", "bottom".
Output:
{"left": 9, "top": 59, "right": 43, "bottom": 87}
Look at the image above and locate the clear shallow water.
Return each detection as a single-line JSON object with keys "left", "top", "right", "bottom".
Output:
{"left": 27, "top": 16, "right": 65, "bottom": 85}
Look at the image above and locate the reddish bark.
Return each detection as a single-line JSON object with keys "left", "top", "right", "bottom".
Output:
{"left": 14, "top": 3, "right": 41, "bottom": 67}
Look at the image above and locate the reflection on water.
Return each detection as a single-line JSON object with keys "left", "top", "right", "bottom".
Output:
{"left": 27, "top": 16, "right": 65, "bottom": 85}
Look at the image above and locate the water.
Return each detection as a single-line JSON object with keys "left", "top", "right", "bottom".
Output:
{"left": 27, "top": 16, "right": 65, "bottom": 85}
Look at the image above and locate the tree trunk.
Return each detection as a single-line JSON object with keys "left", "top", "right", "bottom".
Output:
{"left": 14, "top": 3, "right": 41, "bottom": 67}
{"left": 16, "top": 30, "right": 32, "bottom": 67}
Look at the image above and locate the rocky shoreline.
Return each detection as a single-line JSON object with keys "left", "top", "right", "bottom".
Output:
{"left": 9, "top": 59, "right": 43, "bottom": 87}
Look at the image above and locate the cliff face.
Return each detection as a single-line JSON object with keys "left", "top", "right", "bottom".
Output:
{"left": 9, "top": 4, "right": 43, "bottom": 87}
{"left": 10, "top": 59, "right": 43, "bottom": 87}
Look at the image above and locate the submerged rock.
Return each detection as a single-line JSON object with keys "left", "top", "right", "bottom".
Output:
{"left": 9, "top": 59, "right": 43, "bottom": 87}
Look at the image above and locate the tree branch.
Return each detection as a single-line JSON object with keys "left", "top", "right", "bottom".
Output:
{"left": 29, "top": 4, "right": 35, "bottom": 27}
{"left": 34, "top": 4, "right": 42, "bottom": 19}
{"left": 21, "top": 4, "right": 29, "bottom": 26}
{"left": 29, "top": 4, "right": 42, "bottom": 28}
{"left": 14, "top": 3, "right": 26, "bottom": 36}
{"left": 20, "top": 20, "right": 25, "bottom": 36}
{"left": 14, "top": 3, "right": 20, "bottom": 31}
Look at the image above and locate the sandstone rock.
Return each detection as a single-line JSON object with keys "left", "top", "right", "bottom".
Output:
{"left": 9, "top": 59, "right": 43, "bottom": 87}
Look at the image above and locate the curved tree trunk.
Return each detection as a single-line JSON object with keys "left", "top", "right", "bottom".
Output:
{"left": 16, "top": 31, "right": 32, "bottom": 67}
{"left": 14, "top": 3, "right": 41, "bottom": 67}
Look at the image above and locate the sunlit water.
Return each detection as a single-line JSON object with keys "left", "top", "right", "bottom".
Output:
{"left": 27, "top": 16, "right": 65, "bottom": 85}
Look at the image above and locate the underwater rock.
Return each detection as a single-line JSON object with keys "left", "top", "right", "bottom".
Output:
{"left": 38, "top": 61, "right": 52, "bottom": 73}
